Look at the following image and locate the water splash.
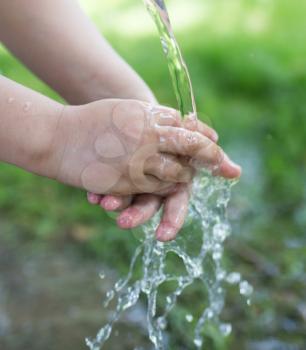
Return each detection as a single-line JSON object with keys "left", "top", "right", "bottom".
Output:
{"left": 86, "top": 1, "right": 252, "bottom": 349}
{"left": 86, "top": 172, "right": 251, "bottom": 350}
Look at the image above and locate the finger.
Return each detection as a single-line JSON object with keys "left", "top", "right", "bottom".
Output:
{"left": 100, "top": 195, "right": 133, "bottom": 211}
{"left": 184, "top": 113, "right": 218, "bottom": 142}
{"left": 144, "top": 153, "right": 194, "bottom": 183}
{"left": 157, "top": 126, "right": 220, "bottom": 165}
{"left": 157, "top": 126, "right": 241, "bottom": 177}
{"left": 214, "top": 152, "right": 242, "bottom": 179}
{"left": 150, "top": 105, "right": 218, "bottom": 142}
{"left": 87, "top": 192, "right": 103, "bottom": 205}
{"left": 156, "top": 183, "right": 191, "bottom": 242}
{"left": 111, "top": 175, "right": 177, "bottom": 196}
{"left": 151, "top": 107, "right": 218, "bottom": 142}
{"left": 128, "top": 143, "right": 182, "bottom": 193}
{"left": 144, "top": 179, "right": 178, "bottom": 195}
{"left": 145, "top": 104, "right": 182, "bottom": 127}
{"left": 183, "top": 116, "right": 241, "bottom": 177}
{"left": 117, "top": 194, "right": 162, "bottom": 229}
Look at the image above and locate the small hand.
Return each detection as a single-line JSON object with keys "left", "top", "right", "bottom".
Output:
{"left": 56, "top": 99, "right": 236, "bottom": 196}
{"left": 87, "top": 111, "right": 241, "bottom": 241}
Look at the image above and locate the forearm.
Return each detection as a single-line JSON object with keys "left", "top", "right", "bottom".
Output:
{"left": 0, "top": 75, "right": 63, "bottom": 177}
{"left": 0, "top": 0, "right": 155, "bottom": 105}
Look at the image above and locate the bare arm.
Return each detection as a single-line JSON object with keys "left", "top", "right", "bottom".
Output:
{"left": 0, "top": 75, "right": 64, "bottom": 177}
{"left": 0, "top": 0, "right": 155, "bottom": 105}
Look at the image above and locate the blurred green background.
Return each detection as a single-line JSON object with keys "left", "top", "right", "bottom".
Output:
{"left": 0, "top": 0, "right": 306, "bottom": 349}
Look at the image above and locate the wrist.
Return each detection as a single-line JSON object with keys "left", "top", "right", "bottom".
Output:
{"left": 29, "top": 102, "right": 66, "bottom": 179}
{"left": 61, "top": 67, "right": 156, "bottom": 105}
{"left": 47, "top": 102, "right": 112, "bottom": 189}
{"left": 2, "top": 102, "right": 65, "bottom": 179}
{"left": 0, "top": 75, "right": 68, "bottom": 179}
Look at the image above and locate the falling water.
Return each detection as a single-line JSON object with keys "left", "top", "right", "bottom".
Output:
{"left": 86, "top": 1, "right": 252, "bottom": 349}
{"left": 144, "top": 0, "right": 197, "bottom": 118}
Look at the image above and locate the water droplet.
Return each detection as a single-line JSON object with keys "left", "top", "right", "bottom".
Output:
{"left": 115, "top": 279, "right": 125, "bottom": 291}
{"left": 226, "top": 272, "right": 241, "bottom": 284}
{"left": 219, "top": 323, "right": 232, "bottom": 336}
{"left": 185, "top": 314, "right": 193, "bottom": 323}
{"left": 212, "top": 243, "right": 223, "bottom": 260}
{"left": 161, "top": 37, "right": 169, "bottom": 55}
{"left": 207, "top": 308, "right": 214, "bottom": 319}
{"left": 141, "top": 280, "right": 151, "bottom": 294}
{"left": 194, "top": 338, "right": 203, "bottom": 348}
{"left": 157, "top": 316, "right": 167, "bottom": 330}
{"left": 153, "top": 246, "right": 162, "bottom": 256}
{"left": 217, "top": 287, "right": 223, "bottom": 294}
{"left": 191, "top": 263, "right": 203, "bottom": 278}
{"left": 239, "top": 280, "right": 253, "bottom": 297}
{"left": 213, "top": 223, "right": 230, "bottom": 242}
{"left": 106, "top": 291, "right": 113, "bottom": 299}
{"left": 96, "top": 324, "right": 111, "bottom": 343}
{"left": 99, "top": 272, "right": 105, "bottom": 279}
{"left": 104, "top": 290, "right": 115, "bottom": 307}
{"left": 23, "top": 102, "right": 32, "bottom": 112}
{"left": 217, "top": 270, "right": 226, "bottom": 281}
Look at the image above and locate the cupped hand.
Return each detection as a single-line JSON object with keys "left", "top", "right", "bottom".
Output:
{"left": 86, "top": 104, "right": 241, "bottom": 242}
{"left": 56, "top": 99, "right": 197, "bottom": 194}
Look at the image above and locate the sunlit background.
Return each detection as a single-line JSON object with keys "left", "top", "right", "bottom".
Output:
{"left": 0, "top": 0, "right": 306, "bottom": 349}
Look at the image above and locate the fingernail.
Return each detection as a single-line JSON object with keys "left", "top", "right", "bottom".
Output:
{"left": 87, "top": 193, "right": 100, "bottom": 205}
{"left": 157, "top": 112, "right": 179, "bottom": 126}
{"left": 211, "top": 130, "right": 219, "bottom": 143}
{"left": 156, "top": 223, "right": 176, "bottom": 242}
{"left": 117, "top": 208, "right": 143, "bottom": 229}
{"left": 101, "top": 196, "right": 121, "bottom": 211}
{"left": 185, "top": 113, "right": 197, "bottom": 130}
{"left": 186, "top": 112, "right": 197, "bottom": 121}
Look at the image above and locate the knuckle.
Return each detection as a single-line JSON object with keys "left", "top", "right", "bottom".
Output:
{"left": 145, "top": 154, "right": 159, "bottom": 173}
{"left": 112, "top": 100, "right": 146, "bottom": 140}
{"left": 166, "top": 162, "right": 183, "bottom": 180}
{"left": 184, "top": 113, "right": 198, "bottom": 131}
{"left": 182, "top": 130, "right": 202, "bottom": 152}
{"left": 178, "top": 167, "right": 193, "bottom": 182}
{"left": 172, "top": 110, "right": 183, "bottom": 124}
{"left": 150, "top": 105, "right": 182, "bottom": 127}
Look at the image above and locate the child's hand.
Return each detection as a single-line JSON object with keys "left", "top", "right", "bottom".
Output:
{"left": 77, "top": 99, "right": 240, "bottom": 242}
{"left": 55, "top": 99, "right": 239, "bottom": 196}
{"left": 87, "top": 113, "right": 241, "bottom": 241}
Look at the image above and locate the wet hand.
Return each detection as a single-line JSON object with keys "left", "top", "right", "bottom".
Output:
{"left": 86, "top": 110, "right": 241, "bottom": 241}
{"left": 55, "top": 99, "right": 232, "bottom": 195}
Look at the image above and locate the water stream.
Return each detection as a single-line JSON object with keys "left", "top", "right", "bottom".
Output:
{"left": 86, "top": 1, "right": 252, "bottom": 349}
{"left": 144, "top": 0, "right": 197, "bottom": 118}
